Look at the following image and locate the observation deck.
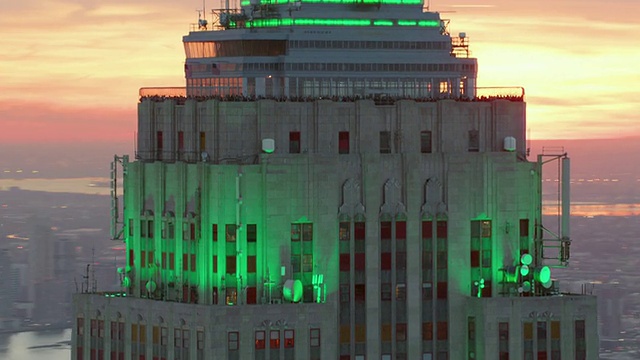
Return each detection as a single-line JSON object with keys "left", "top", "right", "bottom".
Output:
{"left": 182, "top": 0, "right": 478, "bottom": 98}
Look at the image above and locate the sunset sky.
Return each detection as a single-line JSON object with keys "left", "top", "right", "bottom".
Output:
{"left": 1, "top": 0, "right": 638, "bottom": 143}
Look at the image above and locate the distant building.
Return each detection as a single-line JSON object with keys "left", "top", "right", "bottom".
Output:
{"left": 73, "top": 1, "right": 598, "bottom": 359}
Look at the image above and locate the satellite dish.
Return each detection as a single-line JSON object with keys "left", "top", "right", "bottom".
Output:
{"left": 283, "top": 279, "right": 303, "bottom": 303}
{"left": 201, "top": 151, "right": 209, "bottom": 162}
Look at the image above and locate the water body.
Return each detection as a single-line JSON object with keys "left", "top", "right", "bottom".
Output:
{"left": 0, "top": 329, "right": 71, "bottom": 360}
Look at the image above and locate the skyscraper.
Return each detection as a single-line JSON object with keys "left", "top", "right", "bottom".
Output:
{"left": 73, "top": 1, "right": 598, "bottom": 359}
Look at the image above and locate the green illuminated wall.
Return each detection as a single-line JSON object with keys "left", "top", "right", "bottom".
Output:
{"left": 128, "top": 98, "right": 541, "bottom": 358}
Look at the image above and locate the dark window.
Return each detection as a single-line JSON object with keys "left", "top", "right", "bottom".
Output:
{"left": 199, "top": 132, "right": 206, "bottom": 151}
{"left": 468, "top": 129, "right": 479, "bottom": 152}
{"left": 437, "top": 281, "right": 447, "bottom": 299}
{"left": 246, "top": 286, "right": 257, "bottom": 304}
{"left": 212, "top": 224, "right": 218, "bottom": 242}
{"left": 226, "top": 256, "right": 236, "bottom": 274}
{"left": 157, "top": 131, "right": 163, "bottom": 150}
{"left": 226, "top": 225, "right": 236, "bottom": 242}
{"left": 169, "top": 253, "right": 175, "bottom": 270}
{"left": 178, "top": 131, "right": 184, "bottom": 151}
{"left": 310, "top": 328, "right": 320, "bottom": 347}
{"left": 499, "top": 322, "right": 509, "bottom": 360}
{"left": 381, "top": 252, "right": 392, "bottom": 270}
{"left": 247, "top": 255, "right": 257, "bottom": 273}
{"left": 339, "top": 254, "right": 350, "bottom": 272}
{"left": 247, "top": 224, "right": 257, "bottom": 242}
{"left": 421, "top": 130, "right": 432, "bottom": 153}
{"left": 338, "top": 131, "right": 349, "bottom": 154}
{"left": 423, "top": 322, "right": 433, "bottom": 340}
{"left": 354, "top": 222, "right": 365, "bottom": 240}
{"left": 519, "top": 219, "right": 529, "bottom": 237}
{"left": 354, "top": 284, "right": 366, "bottom": 302}
{"left": 396, "top": 323, "right": 407, "bottom": 341}
{"left": 228, "top": 331, "right": 239, "bottom": 351}
{"left": 379, "top": 131, "right": 391, "bottom": 153}
{"left": 437, "top": 321, "right": 448, "bottom": 340}
{"left": 396, "top": 221, "right": 406, "bottom": 239}
{"left": 289, "top": 131, "right": 301, "bottom": 153}
{"left": 355, "top": 253, "right": 365, "bottom": 271}
{"left": 380, "top": 221, "right": 392, "bottom": 240}
{"left": 190, "top": 254, "right": 196, "bottom": 272}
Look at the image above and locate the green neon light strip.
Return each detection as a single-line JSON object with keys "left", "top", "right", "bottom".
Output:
{"left": 241, "top": 0, "right": 422, "bottom": 5}
{"left": 373, "top": 20, "right": 394, "bottom": 26}
{"left": 241, "top": 18, "right": 439, "bottom": 28}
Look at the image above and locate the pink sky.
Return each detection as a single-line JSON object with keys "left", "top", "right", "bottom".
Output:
{"left": 1, "top": 0, "right": 638, "bottom": 143}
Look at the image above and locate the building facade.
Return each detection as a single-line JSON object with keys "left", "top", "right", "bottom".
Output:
{"left": 73, "top": 0, "right": 598, "bottom": 359}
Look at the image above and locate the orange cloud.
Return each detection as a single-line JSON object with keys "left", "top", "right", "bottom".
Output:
{"left": 1, "top": 0, "right": 639, "bottom": 142}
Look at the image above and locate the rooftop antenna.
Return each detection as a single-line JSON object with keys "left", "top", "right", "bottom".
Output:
{"left": 197, "top": 0, "right": 209, "bottom": 30}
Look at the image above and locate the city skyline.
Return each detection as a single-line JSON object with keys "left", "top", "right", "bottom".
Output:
{"left": 1, "top": 0, "right": 639, "bottom": 143}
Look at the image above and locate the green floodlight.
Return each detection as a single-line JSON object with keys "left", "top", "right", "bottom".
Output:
{"left": 521, "top": 280, "right": 531, "bottom": 293}
{"left": 534, "top": 266, "right": 551, "bottom": 284}
{"left": 122, "top": 276, "right": 131, "bottom": 288}
{"left": 145, "top": 280, "right": 157, "bottom": 292}
{"left": 505, "top": 266, "right": 518, "bottom": 283}
{"left": 474, "top": 278, "right": 485, "bottom": 298}
{"left": 283, "top": 279, "right": 303, "bottom": 303}
{"left": 520, "top": 265, "right": 530, "bottom": 277}
{"left": 520, "top": 253, "right": 533, "bottom": 266}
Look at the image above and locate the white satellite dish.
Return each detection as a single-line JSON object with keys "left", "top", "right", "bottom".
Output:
{"left": 201, "top": 151, "right": 209, "bottom": 162}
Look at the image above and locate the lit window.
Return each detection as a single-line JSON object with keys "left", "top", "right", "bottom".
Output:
{"left": 284, "top": 329, "right": 295, "bottom": 348}
{"left": 255, "top": 330, "right": 265, "bottom": 349}
{"left": 270, "top": 330, "right": 280, "bottom": 349}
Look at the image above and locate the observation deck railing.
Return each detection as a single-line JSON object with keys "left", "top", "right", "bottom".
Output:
{"left": 139, "top": 86, "right": 525, "bottom": 102}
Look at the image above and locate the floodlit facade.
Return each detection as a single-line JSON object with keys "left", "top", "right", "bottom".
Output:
{"left": 72, "top": 0, "right": 598, "bottom": 359}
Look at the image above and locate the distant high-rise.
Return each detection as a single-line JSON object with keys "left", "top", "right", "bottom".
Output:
{"left": 73, "top": 1, "right": 598, "bottom": 359}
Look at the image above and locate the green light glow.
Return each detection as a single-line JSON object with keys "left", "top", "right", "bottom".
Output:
{"left": 520, "top": 253, "right": 533, "bottom": 266}
{"left": 373, "top": 20, "right": 394, "bottom": 26}
{"left": 474, "top": 278, "right": 485, "bottom": 298}
{"left": 520, "top": 265, "right": 530, "bottom": 277}
{"left": 283, "top": 279, "right": 303, "bottom": 302}
{"left": 239, "top": 17, "right": 439, "bottom": 28}
{"left": 534, "top": 266, "right": 551, "bottom": 283}
{"left": 521, "top": 280, "right": 531, "bottom": 292}
{"left": 397, "top": 20, "right": 417, "bottom": 26}
{"left": 122, "top": 276, "right": 131, "bottom": 288}
{"left": 418, "top": 20, "right": 439, "bottom": 27}
{"left": 505, "top": 266, "right": 518, "bottom": 283}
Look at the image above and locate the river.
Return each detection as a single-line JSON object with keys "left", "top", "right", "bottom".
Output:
{"left": 0, "top": 329, "right": 71, "bottom": 360}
